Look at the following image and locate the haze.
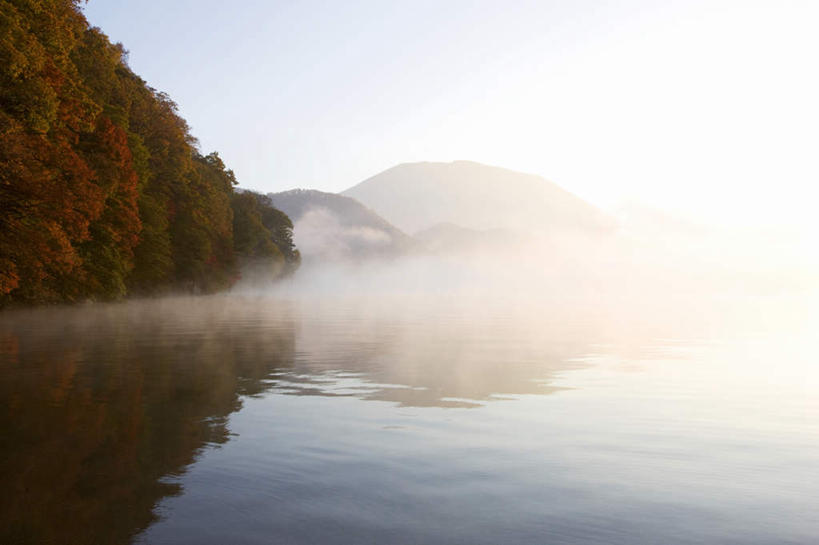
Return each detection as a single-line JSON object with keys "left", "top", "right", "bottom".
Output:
{"left": 3, "top": 3, "right": 819, "bottom": 542}
{"left": 83, "top": 0, "right": 819, "bottom": 238}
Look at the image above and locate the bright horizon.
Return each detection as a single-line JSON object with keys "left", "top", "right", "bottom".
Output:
{"left": 83, "top": 1, "right": 819, "bottom": 233}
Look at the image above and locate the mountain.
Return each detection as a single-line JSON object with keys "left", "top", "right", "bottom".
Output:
{"left": 342, "top": 161, "right": 614, "bottom": 235}
{"left": 268, "top": 189, "right": 411, "bottom": 260}
{"left": 413, "top": 222, "right": 515, "bottom": 255}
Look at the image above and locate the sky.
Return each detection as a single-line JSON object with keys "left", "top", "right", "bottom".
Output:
{"left": 82, "top": 0, "right": 819, "bottom": 231}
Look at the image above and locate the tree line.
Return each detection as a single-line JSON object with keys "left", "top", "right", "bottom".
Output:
{"left": 0, "top": 0, "right": 299, "bottom": 306}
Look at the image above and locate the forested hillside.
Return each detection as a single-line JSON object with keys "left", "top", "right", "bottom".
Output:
{"left": 0, "top": 0, "right": 298, "bottom": 306}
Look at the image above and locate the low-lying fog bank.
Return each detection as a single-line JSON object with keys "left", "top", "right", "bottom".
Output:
{"left": 237, "top": 224, "right": 817, "bottom": 301}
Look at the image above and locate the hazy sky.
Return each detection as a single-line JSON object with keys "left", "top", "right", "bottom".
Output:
{"left": 83, "top": 1, "right": 818, "bottom": 229}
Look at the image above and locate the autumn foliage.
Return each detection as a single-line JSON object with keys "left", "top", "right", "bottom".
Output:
{"left": 0, "top": 0, "right": 298, "bottom": 305}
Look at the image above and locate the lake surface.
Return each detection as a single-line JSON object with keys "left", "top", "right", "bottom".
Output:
{"left": 1, "top": 292, "right": 817, "bottom": 544}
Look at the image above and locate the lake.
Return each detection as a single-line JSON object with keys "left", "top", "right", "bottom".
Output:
{"left": 1, "top": 292, "right": 817, "bottom": 544}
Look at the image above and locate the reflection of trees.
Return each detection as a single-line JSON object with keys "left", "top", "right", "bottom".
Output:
{"left": 0, "top": 295, "right": 635, "bottom": 544}
{"left": 0, "top": 297, "right": 295, "bottom": 545}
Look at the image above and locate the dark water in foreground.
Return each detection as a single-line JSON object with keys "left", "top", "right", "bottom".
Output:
{"left": 1, "top": 294, "right": 817, "bottom": 544}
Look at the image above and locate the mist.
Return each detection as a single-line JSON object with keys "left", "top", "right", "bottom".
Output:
{"left": 293, "top": 207, "right": 397, "bottom": 260}
{"left": 238, "top": 206, "right": 817, "bottom": 308}
{"left": 234, "top": 160, "right": 817, "bottom": 318}
{"left": 6, "top": 2, "right": 819, "bottom": 543}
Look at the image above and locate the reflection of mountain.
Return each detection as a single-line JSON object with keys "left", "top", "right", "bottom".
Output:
{"left": 269, "top": 189, "right": 411, "bottom": 260}
{"left": 342, "top": 160, "right": 614, "bottom": 235}
{"left": 0, "top": 298, "right": 296, "bottom": 545}
{"left": 270, "top": 299, "right": 600, "bottom": 408}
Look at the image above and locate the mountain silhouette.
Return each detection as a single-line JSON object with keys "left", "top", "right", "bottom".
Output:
{"left": 342, "top": 160, "right": 613, "bottom": 235}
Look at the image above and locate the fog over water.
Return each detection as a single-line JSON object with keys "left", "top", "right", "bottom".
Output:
{"left": 2, "top": 275, "right": 817, "bottom": 544}
{"left": 4, "top": 2, "right": 817, "bottom": 543}
{"left": 262, "top": 207, "right": 818, "bottom": 302}
{"left": 3, "top": 191, "right": 818, "bottom": 544}
{"left": 34, "top": 152, "right": 819, "bottom": 545}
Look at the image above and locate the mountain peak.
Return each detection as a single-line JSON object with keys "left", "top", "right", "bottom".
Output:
{"left": 342, "top": 161, "right": 613, "bottom": 235}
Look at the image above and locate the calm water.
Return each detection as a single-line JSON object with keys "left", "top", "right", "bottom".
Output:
{"left": 1, "top": 293, "right": 817, "bottom": 544}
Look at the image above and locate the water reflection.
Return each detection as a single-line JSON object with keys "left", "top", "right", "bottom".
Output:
{"left": 276, "top": 300, "right": 602, "bottom": 407}
{"left": 0, "top": 295, "right": 604, "bottom": 544}
{"left": 2, "top": 293, "right": 781, "bottom": 544}
{"left": 0, "top": 297, "right": 296, "bottom": 545}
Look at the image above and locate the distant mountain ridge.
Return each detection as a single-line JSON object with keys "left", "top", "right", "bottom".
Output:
{"left": 342, "top": 160, "right": 613, "bottom": 235}
{"left": 268, "top": 189, "right": 411, "bottom": 260}
{"left": 270, "top": 161, "right": 613, "bottom": 261}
